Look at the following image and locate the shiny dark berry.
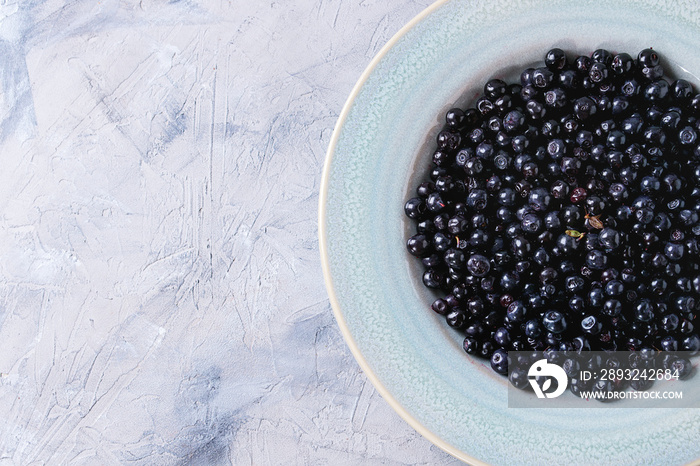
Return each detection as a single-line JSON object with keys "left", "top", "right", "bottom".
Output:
{"left": 543, "top": 310, "right": 567, "bottom": 333}
{"left": 467, "top": 254, "right": 490, "bottom": 277}
{"left": 463, "top": 337, "right": 479, "bottom": 354}
{"left": 589, "top": 62, "right": 609, "bottom": 83}
{"left": 532, "top": 67, "right": 554, "bottom": 88}
{"left": 490, "top": 349, "right": 508, "bottom": 374}
{"left": 404, "top": 197, "right": 426, "bottom": 219}
{"left": 644, "top": 79, "right": 669, "bottom": 101}
{"left": 484, "top": 79, "right": 507, "bottom": 99}
{"left": 407, "top": 234, "right": 431, "bottom": 257}
{"left": 637, "top": 48, "right": 660, "bottom": 67}
{"left": 611, "top": 53, "right": 634, "bottom": 75}
{"left": 573, "top": 97, "right": 597, "bottom": 120}
{"left": 445, "top": 108, "right": 466, "bottom": 129}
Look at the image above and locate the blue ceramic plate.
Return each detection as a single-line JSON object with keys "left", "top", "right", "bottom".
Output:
{"left": 319, "top": 0, "right": 700, "bottom": 464}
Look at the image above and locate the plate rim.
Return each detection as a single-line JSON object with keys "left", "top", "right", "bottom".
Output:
{"left": 318, "top": 0, "right": 485, "bottom": 463}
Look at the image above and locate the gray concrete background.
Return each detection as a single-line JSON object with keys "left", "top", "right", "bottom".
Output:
{"left": 0, "top": 1, "right": 461, "bottom": 464}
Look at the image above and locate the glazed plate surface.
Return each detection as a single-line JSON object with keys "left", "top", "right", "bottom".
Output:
{"left": 319, "top": 0, "right": 700, "bottom": 464}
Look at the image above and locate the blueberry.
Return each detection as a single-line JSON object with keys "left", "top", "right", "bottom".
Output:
{"left": 528, "top": 187, "right": 552, "bottom": 212}
{"left": 503, "top": 109, "right": 525, "bottom": 133}
{"left": 445, "top": 108, "right": 466, "bottom": 129}
{"left": 480, "top": 341, "right": 495, "bottom": 358}
{"left": 606, "top": 130, "right": 626, "bottom": 149}
{"left": 417, "top": 219, "right": 436, "bottom": 236}
{"left": 464, "top": 321, "right": 485, "bottom": 337}
{"left": 678, "top": 209, "right": 699, "bottom": 226}
{"left": 422, "top": 269, "right": 443, "bottom": 288}
{"left": 543, "top": 310, "right": 567, "bottom": 333}
{"left": 556, "top": 232, "right": 580, "bottom": 255}
{"left": 664, "top": 242, "right": 685, "bottom": 261}
{"left": 569, "top": 187, "right": 587, "bottom": 204}
{"left": 661, "top": 110, "right": 681, "bottom": 130}
{"left": 467, "top": 189, "right": 488, "bottom": 211}
{"left": 644, "top": 126, "right": 666, "bottom": 146}
{"left": 484, "top": 79, "right": 507, "bottom": 99}
{"left": 511, "top": 236, "right": 531, "bottom": 257}
{"left": 521, "top": 212, "right": 542, "bottom": 234}
{"left": 603, "top": 299, "right": 622, "bottom": 316}
{"left": 544, "top": 211, "right": 561, "bottom": 230}
{"left": 559, "top": 70, "right": 579, "bottom": 89}
{"left": 404, "top": 197, "right": 426, "bottom": 219}
{"left": 544, "top": 88, "right": 567, "bottom": 108}
{"left": 660, "top": 336, "right": 678, "bottom": 352}
{"left": 570, "top": 377, "right": 593, "bottom": 397}
{"left": 561, "top": 205, "right": 582, "bottom": 226}
{"left": 545, "top": 48, "right": 567, "bottom": 70}
{"left": 611, "top": 53, "right": 634, "bottom": 75}
{"left": 447, "top": 215, "right": 468, "bottom": 235}
{"left": 421, "top": 253, "right": 441, "bottom": 269}
{"left": 641, "top": 64, "right": 664, "bottom": 81}
{"left": 509, "top": 367, "right": 530, "bottom": 390}
{"left": 672, "top": 79, "right": 693, "bottom": 103}
{"left": 588, "top": 62, "right": 609, "bottom": 83}
{"left": 426, "top": 192, "right": 446, "bottom": 213}
{"left": 466, "top": 254, "right": 490, "bottom": 277}
{"left": 532, "top": 67, "right": 554, "bottom": 88}
{"left": 407, "top": 234, "right": 431, "bottom": 257}
{"left": 576, "top": 130, "right": 594, "bottom": 148}
{"left": 497, "top": 188, "right": 516, "bottom": 206}
{"left": 476, "top": 142, "right": 494, "bottom": 159}
{"left": 605, "top": 280, "right": 624, "bottom": 297}
{"left": 490, "top": 349, "right": 509, "bottom": 374}
{"left": 634, "top": 299, "right": 654, "bottom": 322}
{"left": 635, "top": 207, "right": 654, "bottom": 224}
{"left": 523, "top": 319, "right": 541, "bottom": 339}
{"left": 444, "top": 248, "right": 466, "bottom": 269}
{"left": 644, "top": 79, "right": 669, "bottom": 101}
{"left": 608, "top": 183, "right": 628, "bottom": 203}
{"left": 565, "top": 276, "right": 585, "bottom": 294}
{"left": 524, "top": 100, "right": 545, "bottom": 122}
{"left": 436, "top": 130, "right": 461, "bottom": 150}
{"left": 611, "top": 95, "right": 630, "bottom": 115}
{"left": 683, "top": 334, "right": 700, "bottom": 354}
{"left": 662, "top": 173, "right": 682, "bottom": 193}
{"left": 560, "top": 156, "right": 581, "bottom": 175}
{"left": 512, "top": 134, "right": 530, "bottom": 153}
{"left": 592, "top": 49, "right": 613, "bottom": 65}
{"left": 433, "top": 232, "right": 453, "bottom": 252}
{"left": 586, "top": 250, "right": 608, "bottom": 270}
{"left": 573, "top": 97, "right": 597, "bottom": 120}
{"left": 661, "top": 313, "right": 680, "bottom": 332}
{"left": 476, "top": 97, "right": 495, "bottom": 116}
{"left": 432, "top": 214, "right": 449, "bottom": 232}
{"left": 500, "top": 271, "right": 521, "bottom": 292}
{"left": 493, "top": 327, "right": 511, "bottom": 347}
{"left": 506, "top": 301, "right": 527, "bottom": 322}
{"left": 463, "top": 337, "right": 479, "bottom": 354}
{"left": 670, "top": 358, "right": 692, "bottom": 379}
{"left": 637, "top": 48, "right": 660, "bottom": 67}
{"left": 630, "top": 378, "right": 654, "bottom": 391}
{"left": 581, "top": 315, "right": 603, "bottom": 335}
{"left": 621, "top": 78, "right": 642, "bottom": 97}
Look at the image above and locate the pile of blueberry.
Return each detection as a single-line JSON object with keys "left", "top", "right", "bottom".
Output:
{"left": 404, "top": 48, "right": 700, "bottom": 380}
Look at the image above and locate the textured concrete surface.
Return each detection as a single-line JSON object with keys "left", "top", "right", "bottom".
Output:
{"left": 0, "top": 1, "right": 460, "bottom": 464}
